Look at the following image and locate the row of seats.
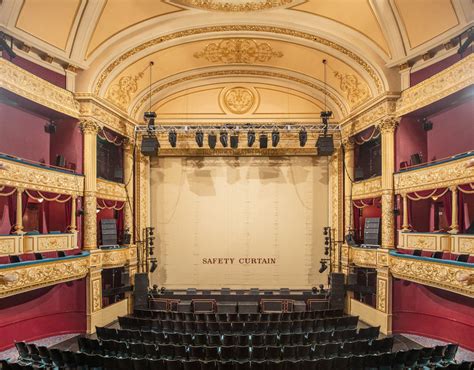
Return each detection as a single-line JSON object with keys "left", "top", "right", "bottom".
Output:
{"left": 118, "top": 316, "right": 361, "bottom": 335}
{"left": 96, "top": 327, "right": 378, "bottom": 346}
{"left": 11, "top": 342, "right": 468, "bottom": 370}
{"left": 135, "top": 309, "right": 343, "bottom": 322}
{"left": 78, "top": 337, "right": 393, "bottom": 361}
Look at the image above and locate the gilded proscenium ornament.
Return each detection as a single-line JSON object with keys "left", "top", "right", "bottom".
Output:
{"left": 334, "top": 72, "right": 370, "bottom": 108}
{"left": 389, "top": 253, "right": 474, "bottom": 298}
{"left": 396, "top": 54, "right": 474, "bottom": 116}
{"left": 94, "top": 25, "right": 383, "bottom": 96}
{"left": 0, "top": 58, "right": 80, "bottom": 118}
{"left": 394, "top": 155, "right": 474, "bottom": 193}
{"left": 0, "top": 158, "right": 84, "bottom": 196}
{"left": 106, "top": 71, "right": 144, "bottom": 110}
{"left": 194, "top": 39, "right": 283, "bottom": 64}
{"left": 0, "top": 257, "right": 89, "bottom": 298}
{"left": 172, "top": 0, "right": 295, "bottom": 12}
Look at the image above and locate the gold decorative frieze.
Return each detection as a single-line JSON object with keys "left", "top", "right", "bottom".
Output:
{"left": 96, "top": 179, "right": 127, "bottom": 201}
{"left": 0, "top": 256, "right": 89, "bottom": 298}
{"left": 0, "top": 158, "right": 84, "bottom": 196}
{"left": 334, "top": 72, "right": 370, "bottom": 107}
{"left": 352, "top": 176, "right": 382, "bottom": 199}
{"left": 394, "top": 155, "right": 474, "bottom": 193}
{"left": 92, "top": 279, "right": 101, "bottom": 312}
{"left": 23, "top": 233, "right": 77, "bottom": 253}
{"left": 0, "top": 58, "right": 80, "bottom": 118}
{"left": 88, "top": 247, "right": 136, "bottom": 269}
{"left": 172, "top": 0, "right": 296, "bottom": 11}
{"left": 389, "top": 253, "right": 474, "bottom": 298}
{"left": 95, "top": 25, "right": 383, "bottom": 96}
{"left": 451, "top": 234, "right": 474, "bottom": 255}
{"left": 398, "top": 231, "right": 451, "bottom": 252}
{"left": 340, "top": 96, "right": 398, "bottom": 139}
{"left": 76, "top": 94, "right": 137, "bottom": 138}
{"left": 376, "top": 278, "right": 387, "bottom": 312}
{"left": 0, "top": 235, "right": 22, "bottom": 257}
{"left": 376, "top": 249, "right": 389, "bottom": 267}
{"left": 351, "top": 247, "right": 377, "bottom": 268}
{"left": 194, "top": 39, "right": 283, "bottom": 63}
{"left": 396, "top": 54, "right": 474, "bottom": 116}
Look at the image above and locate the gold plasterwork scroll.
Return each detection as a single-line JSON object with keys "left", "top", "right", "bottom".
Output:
{"left": 221, "top": 86, "right": 258, "bottom": 114}
{"left": 333, "top": 71, "right": 370, "bottom": 108}
{"left": 394, "top": 156, "right": 474, "bottom": 193}
{"left": 94, "top": 25, "right": 383, "bottom": 96}
{"left": 0, "top": 158, "right": 84, "bottom": 196}
{"left": 352, "top": 176, "right": 382, "bottom": 200}
{"left": 96, "top": 179, "right": 127, "bottom": 201}
{"left": 106, "top": 72, "right": 145, "bottom": 110}
{"left": 101, "top": 248, "right": 130, "bottom": 268}
{"left": 76, "top": 94, "right": 137, "bottom": 139}
{"left": 376, "top": 277, "right": 387, "bottom": 313}
{"left": 172, "top": 0, "right": 296, "bottom": 12}
{"left": 396, "top": 54, "right": 474, "bottom": 116}
{"left": 351, "top": 247, "right": 377, "bottom": 268}
{"left": 389, "top": 254, "right": 474, "bottom": 298}
{"left": 194, "top": 39, "right": 283, "bottom": 63}
{"left": 0, "top": 257, "right": 89, "bottom": 298}
{"left": 0, "top": 236, "right": 22, "bottom": 257}
{"left": 451, "top": 234, "right": 474, "bottom": 255}
{"left": 0, "top": 58, "right": 80, "bottom": 118}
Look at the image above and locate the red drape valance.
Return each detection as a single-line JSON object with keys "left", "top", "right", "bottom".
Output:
{"left": 406, "top": 188, "right": 449, "bottom": 201}
{"left": 354, "top": 126, "right": 380, "bottom": 145}
{"left": 353, "top": 197, "right": 382, "bottom": 209}
{"left": 458, "top": 183, "right": 474, "bottom": 194}
{"left": 0, "top": 186, "right": 16, "bottom": 197}
{"left": 25, "top": 190, "right": 72, "bottom": 203}
{"left": 98, "top": 127, "right": 125, "bottom": 146}
{"left": 97, "top": 198, "right": 125, "bottom": 210}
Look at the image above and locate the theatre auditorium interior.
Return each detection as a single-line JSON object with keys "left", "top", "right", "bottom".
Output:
{"left": 0, "top": 1, "right": 473, "bottom": 369}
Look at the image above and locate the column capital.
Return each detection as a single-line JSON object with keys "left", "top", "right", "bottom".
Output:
{"left": 342, "top": 137, "right": 355, "bottom": 150}
{"left": 449, "top": 185, "right": 458, "bottom": 192}
{"left": 378, "top": 117, "right": 400, "bottom": 134}
{"left": 80, "top": 120, "right": 101, "bottom": 135}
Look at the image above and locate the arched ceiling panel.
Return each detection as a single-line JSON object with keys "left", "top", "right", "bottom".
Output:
{"left": 290, "top": 0, "right": 391, "bottom": 56}
{"left": 86, "top": 0, "right": 182, "bottom": 57}
{"left": 103, "top": 38, "right": 373, "bottom": 113}
{"left": 15, "top": 0, "right": 81, "bottom": 50}
{"left": 393, "top": 0, "right": 460, "bottom": 49}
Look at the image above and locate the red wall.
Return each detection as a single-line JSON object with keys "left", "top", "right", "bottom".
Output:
{"left": 0, "top": 102, "right": 51, "bottom": 164}
{"left": 50, "top": 119, "right": 83, "bottom": 174}
{"left": 395, "top": 117, "right": 427, "bottom": 171}
{"left": 392, "top": 279, "right": 474, "bottom": 351}
{"left": 0, "top": 278, "right": 86, "bottom": 351}
{"left": 426, "top": 100, "right": 474, "bottom": 161}
{"left": 410, "top": 52, "right": 466, "bottom": 86}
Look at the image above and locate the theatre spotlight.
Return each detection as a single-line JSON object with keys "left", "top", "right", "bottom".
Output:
{"left": 247, "top": 130, "right": 256, "bottom": 147}
{"left": 230, "top": 132, "right": 239, "bottom": 149}
{"left": 325, "top": 237, "right": 330, "bottom": 245}
{"left": 168, "top": 130, "right": 177, "bottom": 147}
{"left": 44, "top": 120, "right": 57, "bottom": 134}
{"left": 160, "top": 287, "right": 166, "bottom": 294}
{"left": 324, "top": 247, "right": 329, "bottom": 256}
{"left": 220, "top": 130, "right": 228, "bottom": 147}
{"left": 208, "top": 132, "right": 217, "bottom": 149}
{"left": 271, "top": 129, "right": 280, "bottom": 147}
{"left": 312, "top": 286, "right": 318, "bottom": 294}
{"left": 195, "top": 129, "right": 204, "bottom": 147}
{"left": 144, "top": 111, "right": 157, "bottom": 130}
{"left": 150, "top": 257, "right": 158, "bottom": 273}
{"left": 323, "top": 227, "right": 329, "bottom": 236}
{"left": 319, "top": 260, "right": 328, "bottom": 273}
{"left": 299, "top": 127, "right": 307, "bottom": 147}
{"left": 259, "top": 133, "right": 268, "bottom": 149}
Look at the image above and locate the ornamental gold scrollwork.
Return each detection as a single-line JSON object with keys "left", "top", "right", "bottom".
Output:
{"left": 352, "top": 176, "right": 382, "bottom": 199}
{"left": 376, "top": 278, "right": 387, "bottom": 312}
{"left": 381, "top": 193, "right": 395, "bottom": 248}
{"left": 351, "top": 248, "right": 377, "bottom": 268}
{"left": 333, "top": 72, "right": 370, "bottom": 108}
{"left": 92, "top": 279, "right": 101, "bottom": 312}
{"left": 389, "top": 254, "right": 474, "bottom": 298}
{"left": 37, "top": 236, "right": 69, "bottom": 252}
{"left": 80, "top": 120, "right": 101, "bottom": 135}
{"left": 0, "top": 258, "right": 89, "bottom": 298}
{"left": 396, "top": 54, "right": 474, "bottom": 116}
{"left": 96, "top": 179, "right": 127, "bottom": 201}
{"left": 0, "top": 59, "right": 80, "bottom": 118}
{"left": 0, "top": 238, "right": 17, "bottom": 255}
{"left": 172, "top": 0, "right": 295, "bottom": 11}
{"left": 194, "top": 39, "right": 283, "bottom": 64}
{"left": 378, "top": 117, "right": 399, "bottom": 134}
{"left": 106, "top": 71, "right": 145, "bottom": 110}
{"left": 222, "top": 87, "right": 256, "bottom": 114}
{"left": 95, "top": 25, "right": 383, "bottom": 96}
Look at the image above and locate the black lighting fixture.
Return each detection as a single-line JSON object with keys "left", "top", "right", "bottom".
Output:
{"left": 168, "top": 130, "right": 177, "bottom": 147}
{"left": 259, "top": 133, "right": 268, "bottom": 149}
{"left": 299, "top": 127, "right": 307, "bottom": 147}
{"left": 220, "top": 130, "right": 228, "bottom": 147}
{"left": 457, "top": 27, "right": 473, "bottom": 55}
{"left": 44, "top": 120, "right": 57, "bottom": 134}
{"left": 316, "top": 59, "right": 334, "bottom": 156}
{"left": 420, "top": 117, "right": 433, "bottom": 131}
{"left": 247, "top": 130, "right": 256, "bottom": 147}
{"left": 319, "top": 260, "right": 328, "bottom": 273}
{"left": 271, "top": 129, "right": 280, "bottom": 147}
{"left": 150, "top": 257, "right": 158, "bottom": 273}
{"left": 0, "top": 32, "right": 16, "bottom": 59}
{"left": 208, "top": 132, "right": 217, "bottom": 149}
{"left": 230, "top": 132, "right": 239, "bottom": 149}
{"left": 195, "top": 129, "right": 204, "bottom": 147}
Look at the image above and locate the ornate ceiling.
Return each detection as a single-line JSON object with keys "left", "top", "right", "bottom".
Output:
{"left": 0, "top": 0, "right": 471, "bottom": 122}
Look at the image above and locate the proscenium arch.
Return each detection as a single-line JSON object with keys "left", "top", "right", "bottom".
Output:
{"left": 128, "top": 66, "right": 348, "bottom": 122}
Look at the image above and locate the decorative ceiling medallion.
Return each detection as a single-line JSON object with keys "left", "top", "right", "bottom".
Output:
{"left": 194, "top": 39, "right": 283, "bottom": 64}
{"left": 171, "top": 0, "right": 296, "bottom": 12}
{"left": 220, "top": 86, "right": 258, "bottom": 114}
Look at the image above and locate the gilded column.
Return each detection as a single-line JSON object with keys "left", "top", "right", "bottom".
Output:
{"left": 379, "top": 117, "right": 398, "bottom": 249}
{"left": 81, "top": 120, "right": 100, "bottom": 250}
{"left": 123, "top": 139, "right": 134, "bottom": 242}
{"left": 329, "top": 141, "right": 344, "bottom": 272}
{"left": 69, "top": 195, "right": 77, "bottom": 231}
{"left": 401, "top": 193, "right": 409, "bottom": 231}
{"left": 343, "top": 138, "right": 355, "bottom": 235}
{"left": 449, "top": 186, "right": 459, "bottom": 234}
{"left": 14, "top": 187, "right": 24, "bottom": 234}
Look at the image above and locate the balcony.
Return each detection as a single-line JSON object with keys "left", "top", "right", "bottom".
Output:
{"left": 398, "top": 231, "right": 451, "bottom": 252}
{"left": 23, "top": 233, "right": 77, "bottom": 253}
{"left": 352, "top": 176, "right": 382, "bottom": 200}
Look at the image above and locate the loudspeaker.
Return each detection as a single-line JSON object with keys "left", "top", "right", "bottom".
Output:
{"left": 259, "top": 134, "right": 268, "bottom": 149}
{"left": 141, "top": 136, "right": 159, "bottom": 156}
{"left": 422, "top": 119, "right": 433, "bottom": 131}
{"left": 410, "top": 153, "right": 422, "bottom": 165}
{"left": 55, "top": 155, "right": 65, "bottom": 167}
{"left": 133, "top": 273, "right": 149, "bottom": 309}
{"left": 364, "top": 217, "right": 380, "bottom": 245}
{"left": 44, "top": 122, "right": 56, "bottom": 134}
{"left": 100, "top": 219, "right": 117, "bottom": 246}
{"left": 316, "top": 135, "right": 334, "bottom": 156}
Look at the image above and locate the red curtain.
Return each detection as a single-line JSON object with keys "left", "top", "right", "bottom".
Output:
{"left": 116, "top": 209, "right": 124, "bottom": 242}
{"left": 65, "top": 198, "right": 72, "bottom": 232}
{"left": 354, "top": 126, "right": 380, "bottom": 145}
{"left": 458, "top": 183, "right": 474, "bottom": 232}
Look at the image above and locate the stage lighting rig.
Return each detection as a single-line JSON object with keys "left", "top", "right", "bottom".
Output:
{"left": 208, "top": 132, "right": 217, "bottom": 149}
{"left": 299, "top": 127, "right": 307, "bottom": 147}
{"left": 195, "top": 129, "right": 204, "bottom": 147}
{"left": 318, "top": 260, "right": 328, "bottom": 273}
{"left": 230, "top": 131, "right": 239, "bottom": 149}
{"left": 150, "top": 257, "right": 158, "bottom": 273}
{"left": 247, "top": 130, "right": 256, "bottom": 147}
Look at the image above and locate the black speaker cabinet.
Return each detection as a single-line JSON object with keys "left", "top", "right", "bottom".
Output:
{"left": 259, "top": 134, "right": 268, "bottom": 149}
{"left": 133, "top": 273, "right": 149, "bottom": 309}
{"left": 316, "top": 135, "right": 334, "bottom": 156}
{"left": 141, "top": 136, "right": 159, "bottom": 156}
{"left": 410, "top": 153, "right": 422, "bottom": 165}
{"left": 364, "top": 217, "right": 381, "bottom": 245}
{"left": 55, "top": 155, "right": 66, "bottom": 167}
{"left": 100, "top": 219, "right": 117, "bottom": 246}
